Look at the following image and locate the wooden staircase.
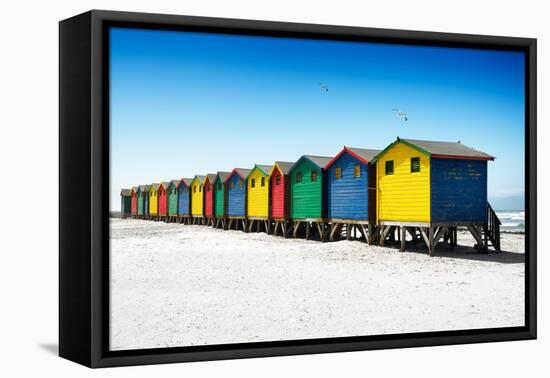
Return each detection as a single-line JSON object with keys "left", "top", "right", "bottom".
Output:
{"left": 484, "top": 203, "right": 501, "bottom": 251}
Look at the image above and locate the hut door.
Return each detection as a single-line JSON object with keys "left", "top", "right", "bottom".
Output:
{"left": 368, "top": 164, "right": 377, "bottom": 223}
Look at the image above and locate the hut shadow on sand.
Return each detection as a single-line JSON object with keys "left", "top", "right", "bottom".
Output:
{"left": 379, "top": 239, "right": 524, "bottom": 264}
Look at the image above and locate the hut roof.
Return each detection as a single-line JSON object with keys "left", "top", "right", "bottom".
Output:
{"left": 325, "top": 146, "right": 382, "bottom": 168}
{"left": 177, "top": 178, "right": 193, "bottom": 188}
{"left": 270, "top": 161, "right": 295, "bottom": 176}
{"left": 139, "top": 185, "right": 150, "bottom": 193}
{"left": 168, "top": 179, "right": 179, "bottom": 188}
{"left": 150, "top": 183, "right": 160, "bottom": 191}
{"left": 215, "top": 171, "right": 231, "bottom": 183}
{"left": 192, "top": 175, "right": 206, "bottom": 184}
{"left": 120, "top": 189, "right": 131, "bottom": 196}
{"left": 247, "top": 164, "right": 273, "bottom": 178}
{"left": 289, "top": 155, "right": 333, "bottom": 173}
{"left": 206, "top": 173, "right": 217, "bottom": 183}
{"left": 130, "top": 186, "right": 138, "bottom": 194}
{"left": 225, "top": 168, "right": 252, "bottom": 183}
{"left": 373, "top": 138, "right": 494, "bottom": 162}
{"left": 160, "top": 181, "right": 171, "bottom": 190}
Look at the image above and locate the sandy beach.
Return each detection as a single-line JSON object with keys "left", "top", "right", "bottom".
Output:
{"left": 109, "top": 218, "right": 525, "bottom": 351}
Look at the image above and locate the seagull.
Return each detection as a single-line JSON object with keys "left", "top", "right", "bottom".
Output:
{"left": 392, "top": 108, "right": 408, "bottom": 122}
{"left": 319, "top": 83, "right": 329, "bottom": 92}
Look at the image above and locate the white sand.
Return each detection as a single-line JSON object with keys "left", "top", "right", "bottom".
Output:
{"left": 109, "top": 219, "right": 525, "bottom": 351}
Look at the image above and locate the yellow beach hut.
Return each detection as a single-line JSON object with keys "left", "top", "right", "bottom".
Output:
{"left": 148, "top": 183, "right": 160, "bottom": 219}
{"left": 373, "top": 137, "right": 496, "bottom": 254}
{"left": 190, "top": 175, "right": 206, "bottom": 223}
{"left": 246, "top": 164, "right": 273, "bottom": 232}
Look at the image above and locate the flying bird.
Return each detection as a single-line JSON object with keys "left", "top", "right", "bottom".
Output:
{"left": 319, "top": 83, "right": 329, "bottom": 92}
{"left": 392, "top": 108, "right": 408, "bottom": 122}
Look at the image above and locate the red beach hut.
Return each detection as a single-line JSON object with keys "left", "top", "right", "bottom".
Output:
{"left": 130, "top": 187, "right": 138, "bottom": 217}
{"left": 158, "top": 181, "right": 170, "bottom": 219}
{"left": 204, "top": 174, "right": 216, "bottom": 221}
{"left": 268, "top": 161, "right": 294, "bottom": 236}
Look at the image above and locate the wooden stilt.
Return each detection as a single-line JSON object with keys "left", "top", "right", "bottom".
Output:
{"left": 380, "top": 225, "right": 392, "bottom": 246}
{"left": 428, "top": 227, "right": 434, "bottom": 256}
{"left": 293, "top": 221, "right": 302, "bottom": 238}
{"left": 400, "top": 226, "right": 406, "bottom": 252}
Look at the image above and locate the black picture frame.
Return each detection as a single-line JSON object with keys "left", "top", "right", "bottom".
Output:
{"left": 59, "top": 9, "right": 537, "bottom": 368}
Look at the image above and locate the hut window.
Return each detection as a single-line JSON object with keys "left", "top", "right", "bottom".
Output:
{"left": 311, "top": 170, "right": 318, "bottom": 182}
{"left": 251, "top": 178, "right": 255, "bottom": 188}
{"left": 354, "top": 164, "right": 361, "bottom": 178}
{"left": 194, "top": 186, "right": 196, "bottom": 193}
{"left": 218, "top": 183, "right": 222, "bottom": 190}
{"left": 411, "top": 157, "right": 421, "bottom": 173}
{"left": 335, "top": 167, "right": 342, "bottom": 180}
{"left": 385, "top": 160, "right": 394, "bottom": 175}
{"left": 207, "top": 184, "right": 210, "bottom": 192}
{"left": 199, "top": 185, "right": 202, "bottom": 192}
{"left": 239, "top": 180, "right": 243, "bottom": 188}
{"left": 275, "top": 175, "right": 281, "bottom": 185}
{"left": 230, "top": 181, "right": 234, "bottom": 189}
{"left": 296, "top": 172, "right": 302, "bottom": 183}
{"left": 261, "top": 177, "right": 265, "bottom": 187}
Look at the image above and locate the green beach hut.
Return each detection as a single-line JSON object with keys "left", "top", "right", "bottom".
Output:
{"left": 167, "top": 179, "right": 180, "bottom": 221}
{"left": 288, "top": 155, "right": 332, "bottom": 240}
{"left": 213, "top": 171, "right": 231, "bottom": 228}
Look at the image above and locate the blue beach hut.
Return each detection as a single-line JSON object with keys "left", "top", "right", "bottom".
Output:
{"left": 325, "top": 147, "right": 381, "bottom": 221}
{"left": 225, "top": 168, "right": 252, "bottom": 223}
{"left": 177, "top": 178, "right": 192, "bottom": 217}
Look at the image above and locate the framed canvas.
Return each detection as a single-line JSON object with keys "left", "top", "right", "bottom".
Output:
{"left": 59, "top": 10, "right": 537, "bottom": 368}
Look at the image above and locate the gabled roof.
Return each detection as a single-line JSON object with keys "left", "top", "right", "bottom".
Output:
{"left": 120, "top": 189, "right": 131, "bottom": 196}
{"left": 269, "top": 161, "right": 295, "bottom": 176}
{"left": 139, "top": 184, "right": 150, "bottom": 193}
{"left": 214, "top": 171, "right": 231, "bottom": 183}
{"left": 159, "top": 181, "right": 171, "bottom": 190}
{"left": 225, "top": 168, "right": 252, "bottom": 183}
{"left": 205, "top": 173, "right": 217, "bottom": 184}
{"left": 130, "top": 186, "right": 138, "bottom": 195}
{"left": 246, "top": 164, "right": 273, "bottom": 178}
{"left": 149, "top": 183, "right": 160, "bottom": 191}
{"left": 373, "top": 137, "right": 494, "bottom": 162}
{"left": 167, "top": 179, "right": 179, "bottom": 188}
{"left": 191, "top": 175, "right": 206, "bottom": 184}
{"left": 289, "top": 155, "right": 333, "bottom": 173}
{"left": 176, "top": 178, "right": 193, "bottom": 188}
{"left": 325, "top": 146, "right": 381, "bottom": 169}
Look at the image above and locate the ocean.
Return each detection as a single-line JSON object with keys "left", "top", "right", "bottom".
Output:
{"left": 495, "top": 210, "right": 525, "bottom": 233}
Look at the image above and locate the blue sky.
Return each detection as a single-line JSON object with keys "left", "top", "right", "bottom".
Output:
{"left": 110, "top": 27, "right": 525, "bottom": 211}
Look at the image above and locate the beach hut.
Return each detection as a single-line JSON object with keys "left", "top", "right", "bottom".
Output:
{"left": 137, "top": 185, "right": 144, "bottom": 218}
{"left": 158, "top": 181, "right": 170, "bottom": 220}
{"left": 288, "top": 155, "right": 332, "bottom": 241}
{"left": 203, "top": 174, "right": 217, "bottom": 225}
{"left": 325, "top": 147, "right": 381, "bottom": 243}
{"left": 177, "top": 178, "right": 192, "bottom": 222}
{"left": 138, "top": 185, "right": 150, "bottom": 219}
{"left": 120, "top": 189, "right": 131, "bottom": 218}
{"left": 268, "top": 161, "right": 294, "bottom": 237}
{"left": 213, "top": 171, "right": 231, "bottom": 229}
{"left": 225, "top": 168, "right": 252, "bottom": 231}
{"left": 373, "top": 137, "right": 498, "bottom": 254}
{"left": 246, "top": 164, "right": 273, "bottom": 232}
{"left": 148, "top": 183, "right": 160, "bottom": 219}
{"left": 130, "top": 187, "right": 138, "bottom": 217}
{"left": 167, "top": 179, "right": 180, "bottom": 221}
{"left": 190, "top": 175, "right": 206, "bottom": 224}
